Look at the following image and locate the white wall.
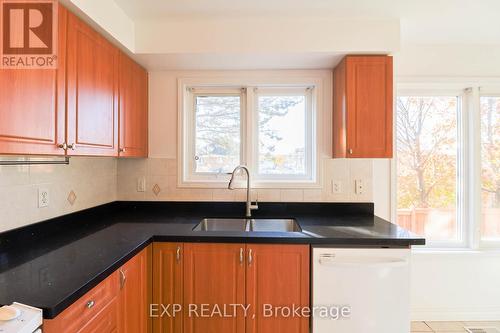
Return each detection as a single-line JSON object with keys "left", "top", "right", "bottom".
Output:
{"left": 387, "top": 43, "right": 500, "bottom": 321}
{"left": 135, "top": 17, "right": 400, "bottom": 54}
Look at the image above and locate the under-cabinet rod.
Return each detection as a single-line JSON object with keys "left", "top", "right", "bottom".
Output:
{"left": 0, "top": 157, "right": 70, "bottom": 166}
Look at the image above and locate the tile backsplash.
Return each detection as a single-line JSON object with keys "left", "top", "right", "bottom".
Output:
{"left": 117, "top": 157, "right": 373, "bottom": 204}
{"left": 0, "top": 157, "right": 117, "bottom": 233}
{"left": 0, "top": 156, "right": 373, "bottom": 233}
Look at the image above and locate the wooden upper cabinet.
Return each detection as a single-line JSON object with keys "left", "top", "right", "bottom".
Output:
{"left": 333, "top": 55, "right": 393, "bottom": 158}
{"left": 152, "top": 243, "right": 183, "bottom": 333}
{"left": 66, "top": 11, "right": 119, "bottom": 156}
{"left": 183, "top": 243, "right": 246, "bottom": 333}
{"left": 245, "top": 244, "right": 310, "bottom": 333}
{"left": 118, "top": 53, "right": 148, "bottom": 157}
{"left": 118, "top": 246, "right": 151, "bottom": 333}
{"left": 0, "top": 5, "right": 67, "bottom": 155}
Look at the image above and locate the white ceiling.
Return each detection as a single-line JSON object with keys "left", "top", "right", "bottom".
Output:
{"left": 114, "top": 0, "right": 500, "bottom": 45}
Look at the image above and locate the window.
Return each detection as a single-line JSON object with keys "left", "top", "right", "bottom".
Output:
{"left": 396, "top": 86, "right": 500, "bottom": 249}
{"left": 396, "top": 96, "right": 462, "bottom": 245}
{"left": 194, "top": 94, "right": 242, "bottom": 174}
{"left": 480, "top": 96, "right": 500, "bottom": 241}
{"left": 181, "top": 84, "right": 317, "bottom": 187}
{"left": 254, "top": 88, "right": 313, "bottom": 180}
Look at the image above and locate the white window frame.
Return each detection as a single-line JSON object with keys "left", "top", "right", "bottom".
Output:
{"left": 183, "top": 87, "right": 246, "bottom": 183}
{"left": 394, "top": 79, "right": 500, "bottom": 250}
{"left": 178, "top": 76, "right": 322, "bottom": 189}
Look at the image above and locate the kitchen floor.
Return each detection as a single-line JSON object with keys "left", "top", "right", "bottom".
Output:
{"left": 412, "top": 321, "right": 500, "bottom": 332}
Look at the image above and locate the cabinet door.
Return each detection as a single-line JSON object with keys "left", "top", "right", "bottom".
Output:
{"left": 246, "top": 244, "right": 309, "bottom": 333}
{"left": 345, "top": 56, "right": 393, "bottom": 158}
{"left": 184, "top": 243, "right": 246, "bottom": 333}
{"left": 152, "top": 243, "right": 183, "bottom": 333}
{"left": 118, "top": 246, "right": 151, "bottom": 333}
{"left": 0, "top": 5, "right": 67, "bottom": 155}
{"left": 66, "top": 12, "right": 119, "bottom": 156}
{"left": 118, "top": 54, "right": 148, "bottom": 157}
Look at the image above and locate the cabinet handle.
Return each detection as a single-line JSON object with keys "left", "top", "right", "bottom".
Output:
{"left": 239, "top": 248, "right": 244, "bottom": 264}
{"left": 119, "top": 148, "right": 126, "bottom": 153}
{"left": 349, "top": 148, "right": 353, "bottom": 155}
{"left": 86, "top": 300, "right": 95, "bottom": 309}
{"left": 119, "top": 269, "right": 126, "bottom": 289}
{"left": 58, "top": 143, "right": 68, "bottom": 150}
{"left": 248, "top": 249, "right": 253, "bottom": 266}
{"left": 176, "top": 246, "right": 181, "bottom": 262}
{"left": 67, "top": 143, "right": 76, "bottom": 150}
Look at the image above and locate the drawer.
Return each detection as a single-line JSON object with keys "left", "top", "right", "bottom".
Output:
{"left": 44, "top": 271, "right": 119, "bottom": 333}
{"left": 78, "top": 298, "right": 118, "bottom": 333}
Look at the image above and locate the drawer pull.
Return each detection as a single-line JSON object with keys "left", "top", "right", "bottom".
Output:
{"left": 176, "top": 246, "right": 181, "bottom": 262}
{"left": 86, "top": 300, "right": 95, "bottom": 309}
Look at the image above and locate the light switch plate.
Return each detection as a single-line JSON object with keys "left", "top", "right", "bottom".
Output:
{"left": 137, "top": 177, "right": 146, "bottom": 192}
{"left": 38, "top": 188, "right": 49, "bottom": 208}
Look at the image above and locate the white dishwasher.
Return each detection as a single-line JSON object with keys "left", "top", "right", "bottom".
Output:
{"left": 312, "top": 248, "right": 410, "bottom": 333}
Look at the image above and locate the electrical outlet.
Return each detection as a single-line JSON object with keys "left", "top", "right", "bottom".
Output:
{"left": 332, "top": 180, "right": 342, "bottom": 194}
{"left": 137, "top": 177, "right": 146, "bottom": 192}
{"left": 38, "top": 188, "right": 49, "bottom": 208}
{"left": 355, "top": 179, "right": 364, "bottom": 195}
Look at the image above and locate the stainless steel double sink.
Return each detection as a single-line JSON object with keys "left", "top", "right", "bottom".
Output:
{"left": 193, "top": 218, "right": 302, "bottom": 233}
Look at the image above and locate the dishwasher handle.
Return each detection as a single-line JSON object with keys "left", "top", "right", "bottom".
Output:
{"left": 318, "top": 254, "right": 408, "bottom": 268}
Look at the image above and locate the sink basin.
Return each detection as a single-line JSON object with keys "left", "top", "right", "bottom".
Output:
{"left": 193, "top": 218, "right": 302, "bottom": 232}
{"left": 193, "top": 218, "right": 247, "bottom": 231}
{"left": 248, "top": 219, "right": 302, "bottom": 232}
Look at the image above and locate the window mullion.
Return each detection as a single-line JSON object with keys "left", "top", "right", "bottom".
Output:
{"left": 245, "top": 87, "right": 256, "bottom": 177}
{"left": 465, "top": 87, "right": 482, "bottom": 249}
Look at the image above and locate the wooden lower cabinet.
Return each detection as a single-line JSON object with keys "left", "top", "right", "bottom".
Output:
{"left": 152, "top": 243, "right": 183, "bottom": 333}
{"left": 118, "top": 246, "right": 151, "bottom": 333}
{"left": 183, "top": 243, "right": 246, "bottom": 333}
{"left": 246, "top": 244, "right": 310, "bottom": 333}
{"left": 152, "top": 242, "right": 310, "bottom": 333}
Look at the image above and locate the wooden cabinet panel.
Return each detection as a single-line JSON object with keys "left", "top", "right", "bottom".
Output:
{"left": 43, "top": 271, "right": 119, "bottom": 333}
{"left": 333, "top": 55, "right": 393, "bottom": 158}
{"left": 183, "top": 243, "right": 246, "bottom": 333}
{"left": 66, "top": 11, "right": 119, "bottom": 156}
{"left": 78, "top": 298, "right": 118, "bottom": 333}
{"left": 245, "top": 244, "right": 310, "bottom": 333}
{"left": 118, "top": 54, "right": 148, "bottom": 157}
{"left": 0, "top": 5, "right": 67, "bottom": 155}
{"left": 118, "top": 246, "right": 151, "bottom": 333}
{"left": 152, "top": 243, "right": 183, "bottom": 333}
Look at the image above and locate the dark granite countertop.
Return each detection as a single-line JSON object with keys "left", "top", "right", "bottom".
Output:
{"left": 0, "top": 201, "right": 424, "bottom": 319}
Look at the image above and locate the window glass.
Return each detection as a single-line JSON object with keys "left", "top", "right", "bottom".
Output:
{"left": 194, "top": 95, "right": 241, "bottom": 173}
{"left": 480, "top": 96, "right": 500, "bottom": 240}
{"left": 257, "top": 95, "right": 307, "bottom": 175}
{"left": 396, "top": 96, "right": 460, "bottom": 242}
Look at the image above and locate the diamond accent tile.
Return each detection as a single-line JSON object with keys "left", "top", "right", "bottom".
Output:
{"left": 152, "top": 184, "right": 161, "bottom": 196}
{"left": 67, "top": 190, "right": 77, "bottom": 205}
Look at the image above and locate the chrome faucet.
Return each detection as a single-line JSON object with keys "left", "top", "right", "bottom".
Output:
{"left": 228, "top": 165, "right": 258, "bottom": 217}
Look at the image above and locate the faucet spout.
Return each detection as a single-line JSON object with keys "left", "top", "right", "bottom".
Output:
{"left": 228, "top": 165, "right": 258, "bottom": 217}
